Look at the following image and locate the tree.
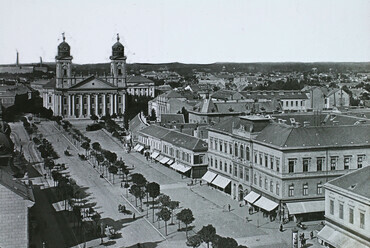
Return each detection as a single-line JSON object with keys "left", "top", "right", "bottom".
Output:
{"left": 81, "top": 141, "right": 90, "bottom": 157}
{"left": 146, "top": 182, "right": 160, "bottom": 222}
{"left": 212, "top": 236, "right": 238, "bottom": 248}
{"left": 198, "top": 225, "right": 216, "bottom": 248}
{"left": 168, "top": 200, "right": 180, "bottom": 225}
{"left": 158, "top": 194, "right": 171, "bottom": 207}
{"left": 96, "top": 154, "right": 104, "bottom": 169}
{"left": 129, "top": 184, "right": 141, "bottom": 207}
{"left": 51, "top": 170, "right": 62, "bottom": 187}
{"left": 108, "top": 166, "right": 118, "bottom": 183}
{"left": 102, "top": 160, "right": 110, "bottom": 176}
{"left": 186, "top": 235, "right": 202, "bottom": 248}
{"left": 131, "top": 173, "right": 147, "bottom": 187}
{"left": 156, "top": 207, "right": 171, "bottom": 235}
{"left": 177, "top": 208, "right": 195, "bottom": 237}
{"left": 90, "top": 114, "right": 99, "bottom": 123}
{"left": 92, "top": 142, "right": 101, "bottom": 153}
{"left": 150, "top": 109, "right": 157, "bottom": 121}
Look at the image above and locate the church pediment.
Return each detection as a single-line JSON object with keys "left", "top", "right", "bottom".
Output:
{"left": 70, "top": 76, "right": 116, "bottom": 90}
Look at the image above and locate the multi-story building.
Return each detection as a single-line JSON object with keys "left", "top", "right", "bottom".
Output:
{"left": 137, "top": 125, "right": 208, "bottom": 178}
{"left": 206, "top": 115, "right": 370, "bottom": 222}
{"left": 317, "top": 166, "right": 369, "bottom": 248}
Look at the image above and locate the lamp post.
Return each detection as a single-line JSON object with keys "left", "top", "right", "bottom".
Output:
{"left": 292, "top": 227, "right": 299, "bottom": 248}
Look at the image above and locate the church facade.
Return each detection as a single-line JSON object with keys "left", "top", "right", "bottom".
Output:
{"left": 42, "top": 34, "right": 129, "bottom": 118}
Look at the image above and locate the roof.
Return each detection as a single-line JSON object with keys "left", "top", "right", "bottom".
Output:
{"left": 160, "top": 114, "right": 185, "bottom": 124}
{"left": 211, "top": 90, "right": 244, "bottom": 100}
{"left": 69, "top": 76, "right": 116, "bottom": 89}
{"left": 255, "top": 123, "right": 370, "bottom": 149}
{"left": 127, "top": 75, "right": 154, "bottom": 84}
{"left": 240, "top": 90, "right": 307, "bottom": 100}
{"left": 0, "top": 171, "right": 34, "bottom": 202}
{"left": 128, "top": 113, "right": 149, "bottom": 132}
{"left": 139, "top": 125, "right": 171, "bottom": 139}
{"left": 161, "top": 130, "right": 208, "bottom": 152}
{"left": 138, "top": 125, "right": 208, "bottom": 151}
{"left": 327, "top": 166, "right": 370, "bottom": 199}
{"left": 43, "top": 78, "right": 56, "bottom": 89}
{"left": 161, "top": 90, "right": 184, "bottom": 99}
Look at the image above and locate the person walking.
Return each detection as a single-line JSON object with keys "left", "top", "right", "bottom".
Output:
{"left": 228, "top": 204, "right": 231, "bottom": 212}
{"left": 133, "top": 213, "right": 136, "bottom": 220}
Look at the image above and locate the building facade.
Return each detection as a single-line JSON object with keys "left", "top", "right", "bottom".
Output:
{"left": 317, "top": 166, "right": 370, "bottom": 248}
{"left": 207, "top": 115, "right": 370, "bottom": 222}
{"left": 42, "top": 34, "right": 129, "bottom": 118}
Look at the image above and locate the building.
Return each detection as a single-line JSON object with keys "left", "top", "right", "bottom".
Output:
{"left": 317, "top": 166, "right": 370, "bottom": 248}
{"left": 42, "top": 34, "right": 128, "bottom": 118}
{"left": 0, "top": 171, "right": 35, "bottom": 248}
{"left": 325, "top": 88, "right": 350, "bottom": 109}
{"left": 128, "top": 112, "right": 149, "bottom": 143}
{"left": 0, "top": 84, "right": 33, "bottom": 108}
{"left": 206, "top": 115, "right": 370, "bottom": 222}
{"left": 137, "top": 125, "right": 208, "bottom": 178}
{"left": 303, "top": 86, "right": 351, "bottom": 111}
{"left": 126, "top": 75, "right": 155, "bottom": 97}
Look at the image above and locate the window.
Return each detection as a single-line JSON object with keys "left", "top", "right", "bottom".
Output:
{"left": 259, "top": 176, "right": 262, "bottom": 187}
{"left": 285, "top": 101, "right": 288, "bottom": 107}
{"left": 360, "top": 212, "right": 365, "bottom": 229}
{"left": 317, "top": 183, "right": 323, "bottom": 195}
{"left": 176, "top": 150, "right": 179, "bottom": 159}
{"left": 182, "top": 152, "right": 185, "bottom": 161}
{"left": 215, "top": 140, "right": 218, "bottom": 151}
{"left": 229, "top": 144, "right": 232, "bottom": 155}
{"left": 288, "top": 185, "right": 294, "bottom": 197}
{"left": 210, "top": 138, "right": 214, "bottom": 149}
{"left": 317, "top": 157, "right": 324, "bottom": 171}
{"left": 259, "top": 153, "right": 263, "bottom": 165}
{"left": 118, "top": 68, "right": 122, "bottom": 75}
{"left": 234, "top": 165, "right": 237, "bottom": 177}
{"left": 224, "top": 142, "right": 227, "bottom": 153}
{"left": 290, "top": 101, "right": 293, "bottom": 107}
{"left": 270, "top": 156, "right": 274, "bottom": 169}
{"left": 339, "top": 203, "right": 344, "bottom": 219}
{"left": 288, "top": 159, "right": 296, "bottom": 173}
{"left": 303, "top": 158, "right": 310, "bottom": 172}
{"left": 270, "top": 181, "right": 273, "bottom": 192}
{"left": 357, "top": 155, "right": 365, "bottom": 168}
{"left": 301, "top": 101, "right": 303, "bottom": 106}
{"left": 240, "top": 145, "right": 244, "bottom": 159}
{"left": 264, "top": 178, "right": 268, "bottom": 190}
{"left": 224, "top": 162, "right": 227, "bottom": 172}
{"left": 330, "top": 200, "right": 334, "bottom": 215}
{"left": 254, "top": 174, "right": 257, "bottom": 185}
{"left": 63, "top": 68, "right": 67, "bottom": 76}
{"left": 276, "top": 183, "right": 280, "bottom": 195}
{"left": 254, "top": 152, "right": 258, "bottom": 164}
{"left": 344, "top": 156, "right": 351, "bottom": 170}
{"left": 349, "top": 208, "right": 354, "bottom": 224}
{"left": 210, "top": 158, "right": 213, "bottom": 167}
{"left": 239, "top": 167, "right": 243, "bottom": 179}
{"left": 276, "top": 159, "right": 280, "bottom": 172}
{"left": 245, "top": 168, "right": 249, "bottom": 181}
{"left": 229, "top": 164, "right": 232, "bottom": 175}
{"left": 234, "top": 144, "right": 238, "bottom": 157}
{"left": 264, "top": 155, "right": 268, "bottom": 167}
{"left": 48, "top": 96, "right": 52, "bottom": 104}
{"left": 330, "top": 157, "right": 338, "bottom": 170}
{"left": 63, "top": 97, "right": 67, "bottom": 104}
{"left": 215, "top": 159, "right": 218, "bottom": 169}
{"left": 246, "top": 147, "right": 250, "bottom": 161}
{"left": 219, "top": 160, "right": 223, "bottom": 171}
{"left": 219, "top": 141, "right": 223, "bottom": 152}
{"left": 303, "top": 184, "right": 308, "bottom": 196}
{"left": 295, "top": 101, "right": 298, "bottom": 106}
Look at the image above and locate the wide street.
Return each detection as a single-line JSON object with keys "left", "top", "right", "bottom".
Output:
{"left": 11, "top": 120, "right": 324, "bottom": 248}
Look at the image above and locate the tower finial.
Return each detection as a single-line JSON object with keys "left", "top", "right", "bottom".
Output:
{"left": 117, "top": 33, "right": 120, "bottom": 42}
{"left": 62, "top": 32, "right": 65, "bottom": 41}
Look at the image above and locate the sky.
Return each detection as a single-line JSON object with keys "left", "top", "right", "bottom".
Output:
{"left": 0, "top": 0, "right": 369, "bottom": 64}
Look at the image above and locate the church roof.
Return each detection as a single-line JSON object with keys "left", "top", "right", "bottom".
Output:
{"left": 110, "top": 34, "right": 125, "bottom": 60}
{"left": 69, "top": 76, "right": 117, "bottom": 90}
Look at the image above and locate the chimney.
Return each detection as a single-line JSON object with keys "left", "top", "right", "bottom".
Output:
{"left": 303, "top": 121, "right": 310, "bottom": 127}
{"left": 16, "top": 50, "right": 19, "bottom": 66}
{"left": 40, "top": 56, "right": 43, "bottom": 67}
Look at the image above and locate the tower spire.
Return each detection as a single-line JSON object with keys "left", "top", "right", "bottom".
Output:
{"left": 62, "top": 32, "right": 65, "bottom": 41}
{"left": 117, "top": 33, "right": 120, "bottom": 42}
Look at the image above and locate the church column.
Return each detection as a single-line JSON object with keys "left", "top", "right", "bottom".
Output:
{"left": 87, "top": 94, "right": 91, "bottom": 117}
{"left": 59, "top": 95, "right": 62, "bottom": 116}
{"left": 102, "top": 94, "right": 106, "bottom": 116}
{"left": 71, "top": 94, "right": 75, "bottom": 117}
{"left": 79, "top": 94, "right": 83, "bottom": 117}
{"left": 110, "top": 94, "right": 114, "bottom": 115}
{"left": 95, "top": 94, "right": 99, "bottom": 116}
{"left": 121, "top": 93, "right": 126, "bottom": 115}
{"left": 114, "top": 94, "right": 117, "bottom": 114}
{"left": 68, "top": 95, "right": 71, "bottom": 117}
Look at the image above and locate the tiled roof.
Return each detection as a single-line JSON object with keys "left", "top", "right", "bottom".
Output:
{"left": 211, "top": 90, "right": 244, "bottom": 100}
{"left": 128, "top": 113, "right": 149, "bottom": 132}
{"left": 255, "top": 123, "right": 370, "bottom": 149}
{"left": 327, "top": 166, "right": 370, "bottom": 199}
{"left": 160, "top": 114, "right": 185, "bottom": 124}
{"left": 139, "top": 125, "right": 171, "bottom": 139}
{"left": 0, "top": 171, "right": 34, "bottom": 202}
{"left": 209, "top": 116, "right": 241, "bottom": 134}
{"left": 127, "top": 75, "right": 154, "bottom": 84}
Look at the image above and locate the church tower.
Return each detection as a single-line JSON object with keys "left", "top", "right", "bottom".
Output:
{"left": 110, "top": 34, "right": 127, "bottom": 88}
{"left": 56, "top": 33, "right": 73, "bottom": 88}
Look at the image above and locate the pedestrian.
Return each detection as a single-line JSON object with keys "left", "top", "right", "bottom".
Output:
{"left": 120, "top": 182, "right": 123, "bottom": 188}
{"left": 228, "top": 204, "right": 231, "bottom": 212}
{"left": 279, "top": 224, "right": 283, "bottom": 232}
{"left": 133, "top": 213, "right": 135, "bottom": 220}
{"left": 310, "top": 231, "right": 314, "bottom": 239}
{"left": 200, "top": 180, "right": 202, "bottom": 186}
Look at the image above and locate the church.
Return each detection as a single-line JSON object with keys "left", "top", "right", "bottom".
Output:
{"left": 42, "top": 34, "right": 154, "bottom": 118}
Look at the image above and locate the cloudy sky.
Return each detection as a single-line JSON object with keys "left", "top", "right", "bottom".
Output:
{"left": 0, "top": 0, "right": 369, "bottom": 64}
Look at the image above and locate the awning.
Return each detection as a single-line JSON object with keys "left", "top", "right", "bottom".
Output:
{"left": 156, "top": 155, "right": 165, "bottom": 161}
{"left": 150, "top": 152, "right": 160, "bottom": 159}
{"left": 133, "top": 144, "right": 140, "bottom": 151}
{"left": 202, "top": 171, "right": 217, "bottom": 183}
{"left": 160, "top": 157, "right": 170, "bottom": 164}
{"left": 317, "top": 225, "right": 369, "bottom": 248}
{"left": 243, "top": 191, "right": 261, "bottom": 204}
{"left": 171, "top": 162, "right": 191, "bottom": 173}
{"left": 286, "top": 201, "right": 324, "bottom": 215}
{"left": 166, "top": 159, "right": 174, "bottom": 165}
{"left": 137, "top": 145, "right": 144, "bottom": 152}
{"left": 253, "top": 196, "right": 278, "bottom": 212}
{"left": 211, "top": 174, "right": 231, "bottom": 189}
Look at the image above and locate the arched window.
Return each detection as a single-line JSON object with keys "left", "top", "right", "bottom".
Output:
{"left": 234, "top": 143, "right": 238, "bottom": 157}
{"left": 118, "top": 68, "right": 122, "bottom": 75}
{"left": 240, "top": 145, "right": 244, "bottom": 159}
{"left": 246, "top": 146, "right": 250, "bottom": 161}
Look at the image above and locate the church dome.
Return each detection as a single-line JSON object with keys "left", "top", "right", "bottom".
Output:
{"left": 110, "top": 34, "right": 125, "bottom": 59}
{"left": 56, "top": 33, "right": 72, "bottom": 59}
